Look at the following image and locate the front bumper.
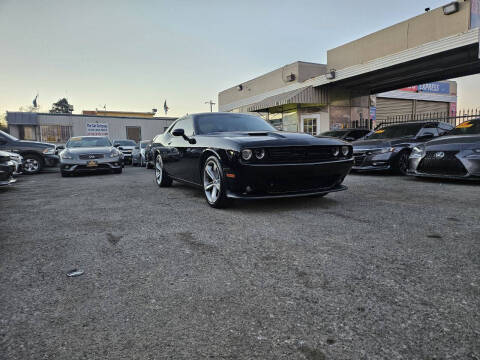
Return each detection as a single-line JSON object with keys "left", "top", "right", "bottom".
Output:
{"left": 44, "top": 154, "right": 59, "bottom": 167}
{"left": 0, "top": 162, "right": 16, "bottom": 186}
{"left": 409, "top": 152, "right": 480, "bottom": 180}
{"left": 60, "top": 157, "right": 122, "bottom": 173}
{"left": 224, "top": 158, "right": 353, "bottom": 198}
{"left": 352, "top": 151, "right": 395, "bottom": 172}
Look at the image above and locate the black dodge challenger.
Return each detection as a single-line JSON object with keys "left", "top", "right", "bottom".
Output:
{"left": 409, "top": 118, "right": 480, "bottom": 180}
{"left": 151, "top": 113, "right": 353, "bottom": 207}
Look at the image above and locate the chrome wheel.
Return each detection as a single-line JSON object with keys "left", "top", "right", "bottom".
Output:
{"left": 203, "top": 159, "right": 221, "bottom": 204}
{"left": 24, "top": 158, "right": 40, "bottom": 173}
{"left": 155, "top": 155, "right": 163, "bottom": 185}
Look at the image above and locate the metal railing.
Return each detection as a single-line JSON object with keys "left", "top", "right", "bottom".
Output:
{"left": 341, "top": 109, "right": 480, "bottom": 130}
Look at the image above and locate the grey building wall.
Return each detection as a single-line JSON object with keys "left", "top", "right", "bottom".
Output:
{"left": 37, "top": 114, "right": 175, "bottom": 141}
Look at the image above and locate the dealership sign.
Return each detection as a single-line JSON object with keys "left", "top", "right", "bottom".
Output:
{"left": 400, "top": 82, "right": 450, "bottom": 94}
{"left": 86, "top": 123, "right": 109, "bottom": 136}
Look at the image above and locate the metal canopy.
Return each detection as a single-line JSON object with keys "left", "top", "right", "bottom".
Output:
{"left": 247, "top": 86, "right": 327, "bottom": 112}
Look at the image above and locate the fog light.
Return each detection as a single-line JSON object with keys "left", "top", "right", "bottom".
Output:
{"left": 246, "top": 186, "right": 253, "bottom": 193}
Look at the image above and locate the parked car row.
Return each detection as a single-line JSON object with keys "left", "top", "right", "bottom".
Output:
{"left": 348, "top": 119, "right": 480, "bottom": 179}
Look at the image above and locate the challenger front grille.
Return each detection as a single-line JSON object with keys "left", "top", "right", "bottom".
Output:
{"left": 79, "top": 154, "right": 104, "bottom": 160}
{"left": 266, "top": 146, "right": 338, "bottom": 163}
{"left": 418, "top": 151, "right": 467, "bottom": 176}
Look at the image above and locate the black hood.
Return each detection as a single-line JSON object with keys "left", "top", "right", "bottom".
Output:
{"left": 18, "top": 140, "right": 55, "bottom": 149}
{"left": 206, "top": 131, "right": 348, "bottom": 147}
{"left": 352, "top": 137, "right": 415, "bottom": 150}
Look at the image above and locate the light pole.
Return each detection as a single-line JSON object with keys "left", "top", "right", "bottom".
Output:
{"left": 205, "top": 100, "right": 216, "bottom": 112}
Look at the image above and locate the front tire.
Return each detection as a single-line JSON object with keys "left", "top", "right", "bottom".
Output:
{"left": 393, "top": 150, "right": 410, "bottom": 175}
{"left": 202, "top": 156, "right": 231, "bottom": 208}
{"left": 155, "top": 154, "right": 172, "bottom": 187}
{"left": 23, "top": 154, "right": 42, "bottom": 175}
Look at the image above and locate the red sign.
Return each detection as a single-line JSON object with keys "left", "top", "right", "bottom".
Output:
{"left": 400, "top": 86, "right": 418, "bottom": 92}
{"left": 449, "top": 103, "right": 457, "bottom": 117}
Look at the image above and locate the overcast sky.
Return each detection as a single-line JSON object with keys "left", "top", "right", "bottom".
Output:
{"left": 1, "top": 0, "right": 479, "bottom": 117}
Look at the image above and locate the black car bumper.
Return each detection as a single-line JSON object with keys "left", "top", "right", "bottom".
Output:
{"left": 224, "top": 159, "right": 353, "bottom": 198}
{"left": 44, "top": 154, "right": 60, "bottom": 167}
{"left": 0, "top": 163, "right": 16, "bottom": 186}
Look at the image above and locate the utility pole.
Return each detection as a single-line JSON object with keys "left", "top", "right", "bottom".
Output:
{"left": 205, "top": 100, "right": 216, "bottom": 112}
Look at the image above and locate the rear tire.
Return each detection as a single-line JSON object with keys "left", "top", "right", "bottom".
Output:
{"left": 202, "top": 156, "right": 231, "bottom": 208}
{"left": 393, "top": 150, "right": 410, "bottom": 175}
{"left": 155, "top": 154, "right": 172, "bottom": 187}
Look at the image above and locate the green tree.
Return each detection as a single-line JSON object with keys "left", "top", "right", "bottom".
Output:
{"left": 50, "top": 98, "right": 73, "bottom": 114}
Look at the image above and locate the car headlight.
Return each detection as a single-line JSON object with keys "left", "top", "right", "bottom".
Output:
{"left": 241, "top": 149, "right": 252, "bottom": 161}
{"left": 331, "top": 147, "right": 340, "bottom": 156}
{"left": 110, "top": 149, "right": 120, "bottom": 158}
{"left": 341, "top": 146, "right": 350, "bottom": 156}
{"left": 254, "top": 148, "right": 265, "bottom": 160}
{"left": 410, "top": 145, "right": 425, "bottom": 158}
{"left": 43, "top": 147, "right": 55, "bottom": 155}
{"left": 61, "top": 150, "right": 73, "bottom": 159}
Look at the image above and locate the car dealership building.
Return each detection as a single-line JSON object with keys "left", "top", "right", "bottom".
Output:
{"left": 6, "top": 110, "right": 176, "bottom": 144}
{"left": 218, "top": 61, "right": 457, "bottom": 135}
{"left": 218, "top": 1, "right": 479, "bottom": 135}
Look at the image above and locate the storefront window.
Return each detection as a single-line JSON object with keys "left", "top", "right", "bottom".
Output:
{"left": 23, "top": 126, "right": 36, "bottom": 140}
{"left": 302, "top": 118, "right": 317, "bottom": 135}
{"left": 40, "top": 125, "right": 72, "bottom": 143}
{"left": 268, "top": 112, "right": 283, "bottom": 130}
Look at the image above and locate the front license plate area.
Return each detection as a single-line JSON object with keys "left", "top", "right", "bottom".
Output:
{"left": 86, "top": 160, "right": 98, "bottom": 167}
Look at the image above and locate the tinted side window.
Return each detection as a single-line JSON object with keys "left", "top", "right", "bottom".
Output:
{"left": 171, "top": 117, "right": 194, "bottom": 137}
{"left": 418, "top": 127, "right": 439, "bottom": 137}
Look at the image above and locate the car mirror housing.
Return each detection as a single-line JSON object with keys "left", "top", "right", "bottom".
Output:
{"left": 114, "top": 144, "right": 120, "bottom": 148}
{"left": 172, "top": 128, "right": 185, "bottom": 137}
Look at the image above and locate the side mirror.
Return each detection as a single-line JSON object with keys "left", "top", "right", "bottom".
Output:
{"left": 172, "top": 128, "right": 185, "bottom": 137}
{"left": 114, "top": 144, "right": 120, "bottom": 148}
{"left": 135, "top": 146, "right": 140, "bottom": 150}
{"left": 56, "top": 145, "right": 65, "bottom": 150}
{"left": 344, "top": 137, "right": 355, "bottom": 142}
{"left": 418, "top": 132, "right": 435, "bottom": 140}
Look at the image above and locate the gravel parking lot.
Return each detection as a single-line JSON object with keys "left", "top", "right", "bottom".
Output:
{"left": 1, "top": 167, "right": 479, "bottom": 360}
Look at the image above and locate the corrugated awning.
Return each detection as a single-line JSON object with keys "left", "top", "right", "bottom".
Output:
{"left": 247, "top": 85, "right": 327, "bottom": 112}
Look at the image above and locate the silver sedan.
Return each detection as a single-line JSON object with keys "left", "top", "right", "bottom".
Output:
{"left": 59, "top": 136, "right": 123, "bottom": 177}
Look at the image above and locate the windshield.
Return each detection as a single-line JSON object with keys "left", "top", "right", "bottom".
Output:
{"left": 449, "top": 120, "right": 480, "bottom": 135}
{"left": 321, "top": 130, "right": 348, "bottom": 137}
{"left": 196, "top": 114, "right": 275, "bottom": 134}
{"left": 67, "top": 137, "right": 112, "bottom": 148}
{"left": 114, "top": 140, "right": 137, "bottom": 146}
{"left": 0, "top": 129, "right": 19, "bottom": 141}
{"left": 367, "top": 123, "right": 424, "bottom": 140}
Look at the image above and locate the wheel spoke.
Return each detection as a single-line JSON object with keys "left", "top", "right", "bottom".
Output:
{"left": 211, "top": 186, "right": 217, "bottom": 200}
{"left": 206, "top": 166, "right": 216, "bottom": 180}
{"left": 205, "top": 183, "right": 214, "bottom": 190}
